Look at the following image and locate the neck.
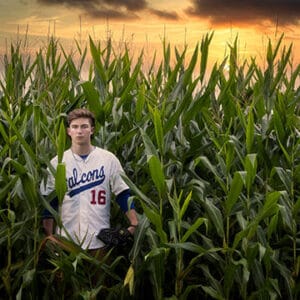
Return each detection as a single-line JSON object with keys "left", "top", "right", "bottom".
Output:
{"left": 71, "top": 144, "right": 94, "bottom": 156}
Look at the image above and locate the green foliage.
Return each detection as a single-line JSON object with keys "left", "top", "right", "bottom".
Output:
{"left": 1, "top": 33, "right": 300, "bottom": 299}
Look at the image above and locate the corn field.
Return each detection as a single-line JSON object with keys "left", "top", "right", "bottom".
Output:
{"left": 0, "top": 33, "right": 300, "bottom": 299}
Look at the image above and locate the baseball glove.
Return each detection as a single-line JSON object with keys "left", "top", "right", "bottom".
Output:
{"left": 97, "top": 227, "right": 132, "bottom": 247}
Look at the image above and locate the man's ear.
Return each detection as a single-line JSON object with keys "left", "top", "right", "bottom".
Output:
{"left": 91, "top": 127, "right": 94, "bottom": 135}
{"left": 67, "top": 127, "right": 71, "bottom": 136}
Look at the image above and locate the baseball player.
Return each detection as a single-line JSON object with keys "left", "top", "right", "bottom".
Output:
{"left": 41, "top": 108, "right": 138, "bottom": 252}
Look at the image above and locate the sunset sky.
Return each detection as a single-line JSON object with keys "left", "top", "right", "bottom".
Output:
{"left": 1, "top": 0, "right": 300, "bottom": 66}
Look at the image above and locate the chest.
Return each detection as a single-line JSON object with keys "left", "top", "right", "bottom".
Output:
{"left": 65, "top": 159, "right": 111, "bottom": 190}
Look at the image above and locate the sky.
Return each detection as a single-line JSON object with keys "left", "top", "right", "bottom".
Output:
{"left": 1, "top": 0, "right": 300, "bottom": 67}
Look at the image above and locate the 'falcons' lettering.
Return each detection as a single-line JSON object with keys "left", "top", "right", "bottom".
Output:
{"left": 67, "top": 166, "right": 105, "bottom": 189}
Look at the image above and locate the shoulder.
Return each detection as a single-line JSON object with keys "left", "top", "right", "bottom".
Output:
{"left": 63, "top": 149, "right": 72, "bottom": 158}
{"left": 94, "top": 146, "right": 118, "bottom": 159}
{"left": 50, "top": 149, "right": 72, "bottom": 165}
{"left": 93, "top": 147, "right": 123, "bottom": 168}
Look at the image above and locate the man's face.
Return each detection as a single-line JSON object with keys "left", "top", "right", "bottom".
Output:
{"left": 67, "top": 118, "right": 94, "bottom": 145}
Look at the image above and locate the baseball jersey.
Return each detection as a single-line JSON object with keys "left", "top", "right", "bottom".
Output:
{"left": 40, "top": 146, "right": 129, "bottom": 249}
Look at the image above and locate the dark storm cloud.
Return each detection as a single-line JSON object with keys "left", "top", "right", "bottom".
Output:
{"left": 37, "top": 0, "right": 174, "bottom": 20}
{"left": 38, "top": 0, "right": 147, "bottom": 11}
{"left": 37, "top": 0, "right": 146, "bottom": 20}
{"left": 148, "top": 8, "right": 179, "bottom": 21}
{"left": 185, "top": 0, "right": 300, "bottom": 26}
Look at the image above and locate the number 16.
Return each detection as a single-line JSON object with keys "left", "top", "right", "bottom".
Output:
{"left": 90, "top": 189, "right": 106, "bottom": 205}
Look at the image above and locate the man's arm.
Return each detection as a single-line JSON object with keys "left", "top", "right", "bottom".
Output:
{"left": 41, "top": 196, "right": 58, "bottom": 236}
{"left": 126, "top": 209, "right": 139, "bottom": 234}
{"left": 43, "top": 218, "right": 54, "bottom": 236}
{"left": 116, "top": 189, "right": 138, "bottom": 234}
{"left": 40, "top": 163, "right": 58, "bottom": 236}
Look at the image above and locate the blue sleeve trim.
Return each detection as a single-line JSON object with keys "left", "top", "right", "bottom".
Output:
{"left": 116, "top": 189, "right": 135, "bottom": 212}
{"left": 42, "top": 197, "right": 59, "bottom": 219}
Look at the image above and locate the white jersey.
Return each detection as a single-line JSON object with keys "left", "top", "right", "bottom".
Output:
{"left": 41, "top": 146, "right": 129, "bottom": 249}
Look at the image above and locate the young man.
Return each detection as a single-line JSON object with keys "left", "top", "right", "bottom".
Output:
{"left": 41, "top": 108, "right": 138, "bottom": 251}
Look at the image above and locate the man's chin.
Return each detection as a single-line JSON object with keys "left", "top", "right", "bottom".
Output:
{"left": 75, "top": 139, "right": 87, "bottom": 145}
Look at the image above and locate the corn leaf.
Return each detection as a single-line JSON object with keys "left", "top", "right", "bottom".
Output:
{"left": 225, "top": 171, "right": 245, "bottom": 216}
{"left": 148, "top": 155, "right": 166, "bottom": 197}
{"left": 55, "top": 162, "right": 67, "bottom": 205}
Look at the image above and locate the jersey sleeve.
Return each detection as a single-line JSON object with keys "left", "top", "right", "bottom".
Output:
{"left": 40, "top": 157, "right": 58, "bottom": 218}
{"left": 40, "top": 171, "right": 55, "bottom": 196}
{"left": 116, "top": 189, "right": 135, "bottom": 212}
{"left": 109, "top": 155, "right": 129, "bottom": 196}
{"left": 40, "top": 157, "right": 58, "bottom": 196}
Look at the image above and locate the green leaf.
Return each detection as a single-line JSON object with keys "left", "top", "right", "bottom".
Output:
{"left": 0, "top": 176, "right": 19, "bottom": 203}
{"left": 247, "top": 191, "right": 281, "bottom": 240}
{"left": 140, "top": 128, "right": 159, "bottom": 157}
{"left": 21, "top": 173, "right": 38, "bottom": 209}
{"left": 244, "top": 153, "right": 257, "bottom": 194}
{"left": 200, "top": 32, "right": 214, "bottom": 82}
{"left": 89, "top": 37, "right": 107, "bottom": 96}
{"left": 165, "top": 242, "right": 208, "bottom": 254}
{"left": 1, "top": 110, "right": 35, "bottom": 160}
{"left": 225, "top": 171, "right": 245, "bottom": 216}
{"left": 293, "top": 196, "right": 300, "bottom": 217}
{"left": 81, "top": 81, "right": 105, "bottom": 125}
{"left": 121, "top": 174, "right": 159, "bottom": 211}
{"left": 270, "top": 167, "right": 291, "bottom": 193}
{"left": 55, "top": 163, "right": 67, "bottom": 205}
{"left": 203, "top": 200, "right": 225, "bottom": 238}
{"left": 140, "top": 201, "right": 167, "bottom": 243}
{"left": 152, "top": 108, "right": 164, "bottom": 155}
{"left": 195, "top": 156, "right": 226, "bottom": 192}
{"left": 57, "top": 120, "right": 66, "bottom": 163}
{"left": 118, "top": 54, "right": 142, "bottom": 109}
{"left": 246, "top": 108, "right": 254, "bottom": 154}
{"left": 3, "top": 157, "right": 27, "bottom": 175}
{"left": 148, "top": 155, "right": 166, "bottom": 197}
{"left": 164, "top": 79, "right": 198, "bottom": 133}
{"left": 0, "top": 122, "right": 9, "bottom": 143}
{"left": 267, "top": 213, "right": 279, "bottom": 239}
{"left": 179, "top": 191, "right": 193, "bottom": 220}
{"left": 181, "top": 217, "right": 207, "bottom": 243}
{"left": 278, "top": 204, "right": 293, "bottom": 232}
{"left": 136, "top": 83, "right": 145, "bottom": 122}
{"left": 273, "top": 109, "right": 285, "bottom": 145}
